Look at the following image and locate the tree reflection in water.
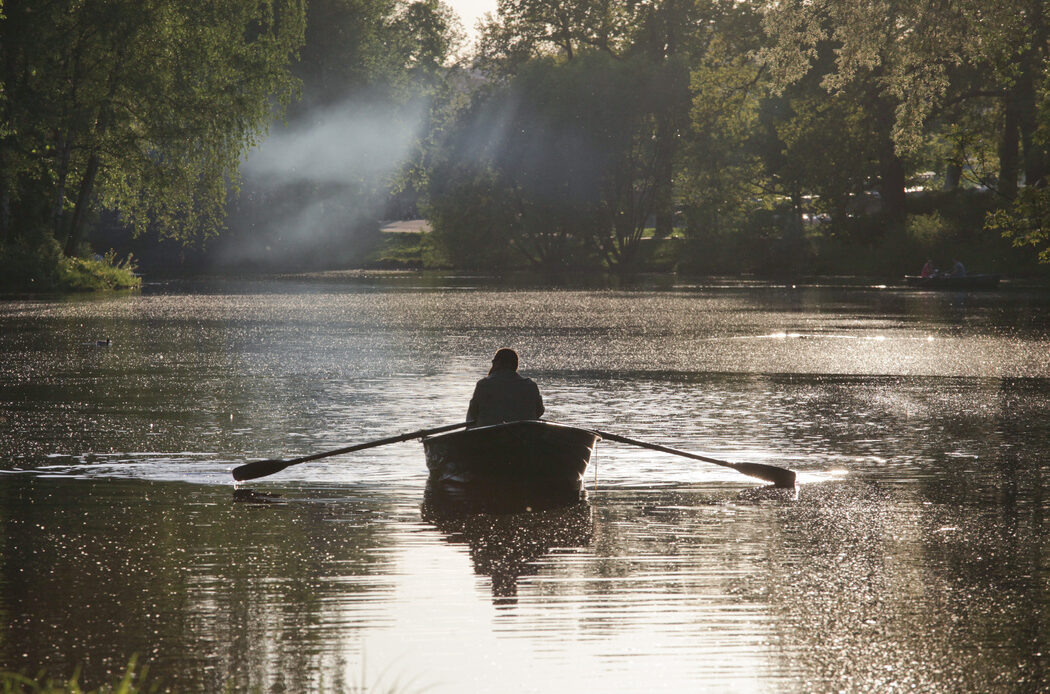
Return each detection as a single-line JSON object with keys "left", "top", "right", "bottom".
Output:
{"left": 421, "top": 481, "right": 594, "bottom": 604}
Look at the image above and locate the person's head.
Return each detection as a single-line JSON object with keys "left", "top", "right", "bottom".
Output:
{"left": 490, "top": 348, "right": 519, "bottom": 373}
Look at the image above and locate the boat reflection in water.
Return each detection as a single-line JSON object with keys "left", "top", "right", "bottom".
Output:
{"left": 422, "top": 479, "right": 594, "bottom": 605}
{"left": 420, "top": 420, "right": 599, "bottom": 603}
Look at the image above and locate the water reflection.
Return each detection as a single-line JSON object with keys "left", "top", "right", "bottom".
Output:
{"left": 421, "top": 482, "right": 593, "bottom": 604}
{"left": 2, "top": 277, "right": 1049, "bottom": 691}
{"left": 766, "top": 478, "right": 1050, "bottom": 692}
{"left": 0, "top": 475, "right": 406, "bottom": 692}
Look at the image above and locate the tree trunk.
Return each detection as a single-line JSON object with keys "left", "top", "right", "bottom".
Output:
{"left": 0, "top": 154, "right": 9, "bottom": 241}
{"left": 944, "top": 159, "right": 962, "bottom": 191}
{"left": 51, "top": 134, "right": 72, "bottom": 239}
{"left": 62, "top": 46, "right": 125, "bottom": 256}
{"left": 64, "top": 153, "right": 100, "bottom": 256}
{"left": 1017, "top": 59, "right": 1047, "bottom": 187}
{"left": 879, "top": 145, "right": 907, "bottom": 224}
{"left": 998, "top": 91, "right": 1020, "bottom": 199}
{"left": 653, "top": 113, "right": 675, "bottom": 239}
{"left": 1021, "top": 4, "right": 1048, "bottom": 187}
{"left": 0, "top": 186, "right": 9, "bottom": 242}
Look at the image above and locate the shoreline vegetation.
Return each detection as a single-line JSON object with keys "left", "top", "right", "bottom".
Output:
{"left": 5, "top": 193, "right": 1050, "bottom": 295}
{"left": 0, "top": 656, "right": 151, "bottom": 694}
{"left": 5, "top": 2, "right": 1050, "bottom": 294}
{"left": 359, "top": 203, "right": 1050, "bottom": 283}
{"left": 0, "top": 241, "right": 141, "bottom": 294}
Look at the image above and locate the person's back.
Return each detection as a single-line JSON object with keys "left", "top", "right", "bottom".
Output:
{"left": 467, "top": 348, "right": 544, "bottom": 427}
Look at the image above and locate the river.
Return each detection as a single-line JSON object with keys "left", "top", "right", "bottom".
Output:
{"left": 1, "top": 274, "right": 1048, "bottom": 692}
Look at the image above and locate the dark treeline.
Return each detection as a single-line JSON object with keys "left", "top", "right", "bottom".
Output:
{"left": 3, "top": 0, "right": 1050, "bottom": 287}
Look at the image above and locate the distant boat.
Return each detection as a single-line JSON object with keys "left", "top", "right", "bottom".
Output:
{"left": 423, "top": 420, "right": 599, "bottom": 489}
{"left": 904, "top": 274, "right": 1002, "bottom": 290}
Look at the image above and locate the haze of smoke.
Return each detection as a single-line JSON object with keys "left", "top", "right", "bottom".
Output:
{"left": 219, "top": 97, "right": 429, "bottom": 267}
{"left": 244, "top": 98, "right": 428, "bottom": 187}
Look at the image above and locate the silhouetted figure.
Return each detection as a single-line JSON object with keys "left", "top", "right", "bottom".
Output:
{"left": 920, "top": 259, "right": 935, "bottom": 278}
{"left": 950, "top": 258, "right": 967, "bottom": 277}
{"left": 466, "top": 348, "right": 544, "bottom": 427}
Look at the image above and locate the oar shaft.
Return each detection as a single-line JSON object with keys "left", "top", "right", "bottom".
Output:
{"left": 597, "top": 431, "right": 732, "bottom": 468}
{"left": 284, "top": 421, "right": 468, "bottom": 466}
{"left": 232, "top": 421, "right": 469, "bottom": 482}
{"left": 593, "top": 429, "right": 796, "bottom": 488}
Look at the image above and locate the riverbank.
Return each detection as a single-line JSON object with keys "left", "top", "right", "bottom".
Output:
{"left": 0, "top": 240, "right": 141, "bottom": 293}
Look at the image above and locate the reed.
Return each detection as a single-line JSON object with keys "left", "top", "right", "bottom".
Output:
{"left": 0, "top": 655, "right": 157, "bottom": 694}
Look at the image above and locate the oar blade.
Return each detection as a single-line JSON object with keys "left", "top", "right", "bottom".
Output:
{"left": 232, "top": 458, "right": 293, "bottom": 482}
{"left": 732, "top": 462, "right": 796, "bottom": 488}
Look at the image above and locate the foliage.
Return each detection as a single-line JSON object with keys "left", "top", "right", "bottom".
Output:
{"left": 0, "top": 239, "right": 140, "bottom": 292}
{"left": 0, "top": 655, "right": 157, "bottom": 694}
{"left": 0, "top": 0, "right": 307, "bottom": 253}
{"left": 429, "top": 52, "right": 676, "bottom": 276}
{"left": 217, "top": 0, "right": 464, "bottom": 271}
{"left": 987, "top": 186, "right": 1050, "bottom": 263}
{"left": 363, "top": 231, "right": 442, "bottom": 269}
{"left": 58, "top": 250, "right": 141, "bottom": 292}
{"left": 5, "top": 0, "right": 1049, "bottom": 277}
{"left": 906, "top": 212, "right": 953, "bottom": 256}
{"left": 426, "top": 169, "right": 520, "bottom": 271}
{"left": 0, "top": 236, "right": 63, "bottom": 291}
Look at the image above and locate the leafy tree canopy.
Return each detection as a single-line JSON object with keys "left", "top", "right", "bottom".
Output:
{"left": 0, "top": 0, "right": 306, "bottom": 252}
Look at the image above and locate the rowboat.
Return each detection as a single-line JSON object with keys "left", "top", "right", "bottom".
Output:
{"left": 423, "top": 420, "right": 600, "bottom": 489}
{"left": 904, "top": 274, "right": 1001, "bottom": 290}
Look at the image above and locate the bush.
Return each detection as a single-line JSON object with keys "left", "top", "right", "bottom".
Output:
{"left": 0, "top": 237, "right": 64, "bottom": 291}
{"left": 58, "top": 250, "right": 142, "bottom": 291}
{"left": 0, "top": 240, "right": 141, "bottom": 293}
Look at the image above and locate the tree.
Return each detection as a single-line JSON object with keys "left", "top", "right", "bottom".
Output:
{"left": 0, "top": 0, "right": 306, "bottom": 255}
{"left": 759, "top": 0, "right": 1050, "bottom": 262}
{"left": 477, "top": 1, "right": 724, "bottom": 243}
{"left": 988, "top": 187, "right": 1050, "bottom": 263}
{"left": 476, "top": 0, "right": 632, "bottom": 72}
{"left": 429, "top": 52, "right": 679, "bottom": 276}
{"left": 215, "top": 0, "right": 463, "bottom": 271}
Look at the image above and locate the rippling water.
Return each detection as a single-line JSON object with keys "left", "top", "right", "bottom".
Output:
{"left": 1, "top": 275, "right": 1048, "bottom": 692}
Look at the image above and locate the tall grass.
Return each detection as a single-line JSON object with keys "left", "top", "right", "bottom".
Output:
{"left": 0, "top": 656, "right": 158, "bottom": 694}
{"left": 0, "top": 240, "right": 141, "bottom": 293}
{"left": 57, "top": 250, "right": 141, "bottom": 292}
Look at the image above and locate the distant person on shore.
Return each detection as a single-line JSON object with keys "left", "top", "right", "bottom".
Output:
{"left": 466, "top": 348, "right": 544, "bottom": 427}
{"left": 920, "top": 259, "right": 935, "bottom": 278}
{"left": 950, "top": 258, "right": 967, "bottom": 277}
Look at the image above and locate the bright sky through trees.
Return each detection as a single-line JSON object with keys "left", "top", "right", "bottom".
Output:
{"left": 446, "top": 0, "right": 495, "bottom": 37}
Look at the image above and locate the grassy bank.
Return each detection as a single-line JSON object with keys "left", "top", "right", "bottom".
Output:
{"left": 363, "top": 232, "right": 443, "bottom": 270}
{"left": 0, "top": 240, "right": 141, "bottom": 293}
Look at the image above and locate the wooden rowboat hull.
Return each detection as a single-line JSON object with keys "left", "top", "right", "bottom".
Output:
{"left": 904, "top": 274, "right": 1001, "bottom": 290}
{"left": 423, "top": 420, "right": 600, "bottom": 488}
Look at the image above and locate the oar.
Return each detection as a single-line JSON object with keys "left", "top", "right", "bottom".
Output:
{"left": 232, "top": 421, "right": 470, "bottom": 482}
{"left": 593, "top": 429, "right": 797, "bottom": 488}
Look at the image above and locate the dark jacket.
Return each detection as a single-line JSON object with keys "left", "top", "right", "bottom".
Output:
{"left": 466, "top": 368, "right": 544, "bottom": 426}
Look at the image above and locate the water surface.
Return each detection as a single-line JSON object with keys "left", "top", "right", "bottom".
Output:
{"left": 1, "top": 276, "right": 1048, "bottom": 691}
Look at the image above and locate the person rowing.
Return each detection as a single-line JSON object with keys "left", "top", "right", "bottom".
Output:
{"left": 466, "top": 348, "right": 544, "bottom": 427}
